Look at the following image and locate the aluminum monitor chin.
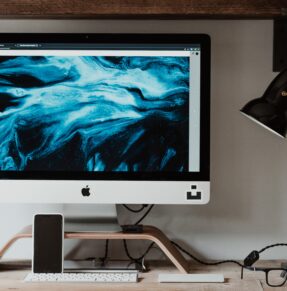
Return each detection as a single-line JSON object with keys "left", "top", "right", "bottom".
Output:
{"left": 0, "top": 34, "right": 210, "bottom": 204}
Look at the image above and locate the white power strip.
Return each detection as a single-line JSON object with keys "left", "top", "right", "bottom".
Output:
{"left": 158, "top": 273, "right": 224, "bottom": 283}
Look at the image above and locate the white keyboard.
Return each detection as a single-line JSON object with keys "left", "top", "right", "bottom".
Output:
{"left": 24, "top": 271, "right": 138, "bottom": 283}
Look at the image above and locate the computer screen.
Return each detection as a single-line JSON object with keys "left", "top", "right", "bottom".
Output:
{"left": 0, "top": 34, "right": 210, "bottom": 204}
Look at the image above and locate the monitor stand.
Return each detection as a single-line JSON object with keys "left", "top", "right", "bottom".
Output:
{"left": 62, "top": 204, "right": 122, "bottom": 232}
{"left": 0, "top": 204, "right": 191, "bottom": 274}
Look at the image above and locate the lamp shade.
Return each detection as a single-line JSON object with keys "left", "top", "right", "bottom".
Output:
{"left": 240, "top": 68, "right": 287, "bottom": 138}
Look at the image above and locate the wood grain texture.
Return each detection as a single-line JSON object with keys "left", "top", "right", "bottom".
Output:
{"left": 0, "top": 0, "right": 285, "bottom": 19}
{"left": 0, "top": 260, "right": 280, "bottom": 290}
{"left": 0, "top": 225, "right": 32, "bottom": 258}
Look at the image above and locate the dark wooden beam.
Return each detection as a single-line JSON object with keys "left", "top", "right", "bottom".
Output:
{"left": 0, "top": 0, "right": 285, "bottom": 19}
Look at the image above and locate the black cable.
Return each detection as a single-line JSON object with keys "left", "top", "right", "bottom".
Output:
{"left": 123, "top": 203, "right": 244, "bottom": 268}
{"left": 122, "top": 204, "right": 147, "bottom": 213}
{"left": 121, "top": 204, "right": 155, "bottom": 261}
{"left": 85, "top": 239, "right": 110, "bottom": 262}
{"left": 243, "top": 243, "right": 287, "bottom": 266}
{"left": 101, "top": 239, "right": 109, "bottom": 262}
{"left": 258, "top": 243, "right": 287, "bottom": 254}
{"left": 122, "top": 203, "right": 287, "bottom": 269}
{"left": 171, "top": 241, "right": 244, "bottom": 268}
{"left": 134, "top": 204, "right": 155, "bottom": 225}
{"left": 123, "top": 240, "right": 155, "bottom": 263}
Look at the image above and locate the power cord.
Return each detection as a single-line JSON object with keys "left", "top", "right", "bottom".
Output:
{"left": 171, "top": 241, "right": 244, "bottom": 267}
{"left": 122, "top": 204, "right": 243, "bottom": 268}
{"left": 122, "top": 204, "right": 148, "bottom": 213}
{"left": 99, "top": 204, "right": 151, "bottom": 262}
{"left": 134, "top": 205, "right": 154, "bottom": 225}
{"left": 123, "top": 240, "right": 155, "bottom": 263}
{"left": 101, "top": 239, "right": 110, "bottom": 262}
{"left": 102, "top": 204, "right": 287, "bottom": 269}
{"left": 121, "top": 204, "right": 155, "bottom": 263}
{"left": 244, "top": 243, "right": 287, "bottom": 266}
{"left": 259, "top": 243, "right": 287, "bottom": 254}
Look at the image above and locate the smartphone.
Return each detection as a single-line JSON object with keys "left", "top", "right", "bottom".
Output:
{"left": 33, "top": 214, "right": 63, "bottom": 273}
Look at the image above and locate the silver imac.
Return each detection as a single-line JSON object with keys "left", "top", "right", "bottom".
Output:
{"left": 0, "top": 34, "right": 210, "bottom": 205}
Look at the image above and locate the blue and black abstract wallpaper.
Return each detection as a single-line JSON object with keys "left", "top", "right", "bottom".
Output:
{"left": 0, "top": 55, "right": 189, "bottom": 172}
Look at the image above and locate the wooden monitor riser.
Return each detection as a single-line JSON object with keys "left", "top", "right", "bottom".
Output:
{"left": 0, "top": 225, "right": 189, "bottom": 273}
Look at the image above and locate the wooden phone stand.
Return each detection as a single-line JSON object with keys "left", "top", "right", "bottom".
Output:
{"left": 0, "top": 225, "right": 189, "bottom": 273}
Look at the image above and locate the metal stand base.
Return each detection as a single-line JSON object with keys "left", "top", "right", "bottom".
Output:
{"left": 63, "top": 204, "right": 122, "bottom": 232}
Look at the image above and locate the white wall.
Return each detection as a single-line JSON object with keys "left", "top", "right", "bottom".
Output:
{"left": 0, "top": 20, "right": 285, "bottom": 262}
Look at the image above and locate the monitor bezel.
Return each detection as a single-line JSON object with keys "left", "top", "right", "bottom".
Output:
{"left": 0, "top": 33, "right": 210, "bottom": 182}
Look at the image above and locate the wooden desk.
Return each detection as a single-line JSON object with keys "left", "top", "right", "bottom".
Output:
{"left": 0, "top": 260, "right": 285, "bottom": 290}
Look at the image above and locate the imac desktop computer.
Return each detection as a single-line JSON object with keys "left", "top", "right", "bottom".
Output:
{"left": 0, "top": 34, "right": 210, "bottom": 228}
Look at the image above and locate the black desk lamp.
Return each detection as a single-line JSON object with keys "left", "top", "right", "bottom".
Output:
{"left": 241, "top": 69, "right": 287, "bottom": 272}
{"left": 240, "top": 68, "right": 287, "bottom": 138}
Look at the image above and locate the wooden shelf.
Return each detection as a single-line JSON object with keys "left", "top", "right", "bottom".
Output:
{"left": 0, "top": 0, "right": 286, "bottom": 19}
{"left": 0, "top": 225, "right": 190, "bottom": 274}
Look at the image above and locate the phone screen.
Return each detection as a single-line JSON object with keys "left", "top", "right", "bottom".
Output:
{"left": 33, "top": 214, "right": 63, "bottom": 273}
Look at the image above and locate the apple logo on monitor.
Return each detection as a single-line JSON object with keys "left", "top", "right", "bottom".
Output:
{"left": 81, "top": 186, "right": 91, "bottom": 197}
